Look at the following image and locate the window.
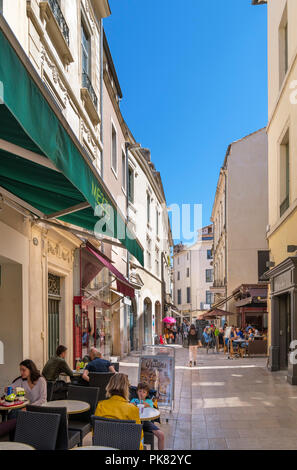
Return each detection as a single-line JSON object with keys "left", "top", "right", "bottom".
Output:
{"left": 122, "top": 151, "right": 126, "bottom": 190}
{"left": 186, "top": 287, "right": 191, "bottom": 304}
{"left": 187, "top": 252, "right": 189, "bottom": 261}
{"left": 156, "top": 208, "right": 159, "bottom": 236}
{"left": 128, "top": 167, "right": 134, "bottom": 203}
{"left": 280, "top": 130, "right": 290, "bottom": 216}
{"left": 81, "top": 22, "right": 91, "bottom": 78}
{"left": 206, "top": 291, "right": 214, "bottom": 305}
{"left": 147, "top": 193, "right": 150, "bottom": 224}
{"left": 155, "top": 259, "right": 160, "bottom": 277}
{"left": 147, "top": 239, "right": 152, "bottom": 270}
{"left": 177, "top": 289, "right": 181, "bottom": 305}
{"left": 279, "top": 6, "right": 288, "bottom": 87}
{"left": 177, "top": 271, "right": 180, "bottom": 281}
{"left": 206, "top": 269, "right": 213, "bottom": 283}
{"left": 186, "top": 268, "right": 190, "bottom": 278}
{"left": 207, "top": 249, "right": 212, "bottom": 260}
{"left": 111, "top": 124, "right": 117, "bottom": 173}
{"left": 258, "top": 251, "right": 270, "bottom": 281}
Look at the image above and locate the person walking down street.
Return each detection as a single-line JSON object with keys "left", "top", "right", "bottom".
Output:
{"left": 188, "top": 324, "right": 199, "bottom": 367}
{"left": 214, "top": 326, "right": 220, "bottom": 353}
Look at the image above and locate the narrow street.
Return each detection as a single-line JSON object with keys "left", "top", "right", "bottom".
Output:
{"left": 118, "top": 347, "right": 297, "bottom": 450}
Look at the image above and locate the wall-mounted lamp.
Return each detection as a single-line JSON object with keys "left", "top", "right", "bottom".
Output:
{"left": 266, "top": 261, "right": 275, "bottom": 268}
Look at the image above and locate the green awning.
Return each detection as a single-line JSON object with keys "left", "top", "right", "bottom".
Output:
{"left": 0, "top": 24, "right": 143, "bottom": 265}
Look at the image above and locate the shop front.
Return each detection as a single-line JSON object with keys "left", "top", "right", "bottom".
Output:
{"left": 233, "top": 284, "right": 268, "bottom": 330}
{"left": 73, "top": 243, "right": 135, "bottom": 366}
{"left": 264, "top": 257, "right": 297, "bottom": 384}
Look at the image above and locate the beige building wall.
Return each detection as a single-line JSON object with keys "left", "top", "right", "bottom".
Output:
{"left": 211, "top": 129, "right": 268, "bottom": 324}
{"left": 266, "top": 0, "right": 297, "bottom": 259}
{"left": 226, "top": 129, "right": 268, "bottom": 313}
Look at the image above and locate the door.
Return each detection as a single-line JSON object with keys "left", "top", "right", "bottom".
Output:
{"left": 279, "top": 294, "right": 291, "bottom": 369}
{"left": 48, "top": 273, "right": 61, "bottom": 359}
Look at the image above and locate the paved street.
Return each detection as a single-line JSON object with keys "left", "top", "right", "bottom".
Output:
{"left": 113, "top": 346, "right": 297, "bottom": 450}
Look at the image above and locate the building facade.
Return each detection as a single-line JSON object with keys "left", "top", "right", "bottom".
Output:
{"left": 254, "top": 0, "right": 297, "bottom": 384}
{"left": 210, "top": 128, "right": 269, "bottom": 326}
{"left": 0, "top": 0, "right": 172, "bottom": 392}
{"left": 173, "top": 225, "right": 214, "bottom": 323}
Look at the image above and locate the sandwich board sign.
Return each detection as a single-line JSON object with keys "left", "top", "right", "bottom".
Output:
{"left": 138, "top": 346, "right": 175, "bottom": 409}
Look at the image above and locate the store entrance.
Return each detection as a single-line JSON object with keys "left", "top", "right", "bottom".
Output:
{"left": 279, "top": 293, "right": 291, "bottom": 369}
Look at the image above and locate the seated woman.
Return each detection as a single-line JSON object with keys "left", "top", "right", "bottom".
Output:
{"left": 94, "top": 373, "right": 144, "bottom": 449}
{"left": 7, "top": 359, "right": 47, "bottom": 409}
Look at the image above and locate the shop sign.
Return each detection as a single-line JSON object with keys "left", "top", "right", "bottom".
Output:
{"left": 273, "top": 270, "right": 292, "bottom": 293}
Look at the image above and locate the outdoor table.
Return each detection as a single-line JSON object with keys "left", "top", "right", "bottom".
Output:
{"left": 72, "top": 370, "right": 84, "bottom": 376}
{"left": 0, "top": 399, "right": 29, "bottom": 422}
{"left": 139, "top": 407, "right": 160, "bottom": 422}
{"left": 73, "top": 446, "right": 118, "bottom": 450}
{"left": 0, "top": 442, "right": 36, "bottom": 450}
{"left": 43, "top": 400, "right": 90, "bottom": 415}
{"left": 0, "top": 442, "right": 35, "bottom": 450}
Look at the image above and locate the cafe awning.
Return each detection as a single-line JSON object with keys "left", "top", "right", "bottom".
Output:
{"left": 0, "top": 17, "right": 144, "bottom": 266}
{"left": 203, "top": 308, "right": 237, "bottom": 319}
{"left": 84, "top": 243, "right": 135, "bottom": 298}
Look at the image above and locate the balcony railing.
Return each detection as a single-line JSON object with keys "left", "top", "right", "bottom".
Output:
{"left": 48, "top": 0, "right": 70, "bottom": 46}
{"left": 280, "top": 195, "right": 289, "bottom": 217}
{"left": 82, "top": 72, "right": 98, "bottom": 110}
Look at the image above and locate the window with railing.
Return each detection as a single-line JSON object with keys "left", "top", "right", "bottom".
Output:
{"left": 82, "top": 71, "right": 98, "bottom": 110}
{"left": 48, "top": 0, "right": 69, "bottom": 46}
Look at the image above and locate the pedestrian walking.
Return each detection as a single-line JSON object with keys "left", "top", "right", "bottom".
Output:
{"left": 188, "top": 324, "right": 199, "bottom": 367}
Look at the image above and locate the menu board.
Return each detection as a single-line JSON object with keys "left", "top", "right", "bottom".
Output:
{"left": 138, "top": 355, "right": 174, "bottom": 408}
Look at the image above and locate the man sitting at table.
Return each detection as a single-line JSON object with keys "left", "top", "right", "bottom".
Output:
{"left": 42, "top": 345, "right": 73, "bottom": 399}
{"left": 234, "top": 328, "right": 244, "bottom": 339}
{"left": 82, "top": 348, "right": 116, "bottom": 383}
{"left": 42, "top": 345, "right": 74, "bottom": 381}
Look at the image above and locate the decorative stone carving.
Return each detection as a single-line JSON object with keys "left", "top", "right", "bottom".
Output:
{"left": 48, "top": 239, "right": 72, "bottom": 264}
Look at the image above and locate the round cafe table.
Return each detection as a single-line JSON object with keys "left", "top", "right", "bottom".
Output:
{"left": 139, "top": 407, "right": 160, "bottom": 422}
{"left": 43, "top": 400, "right": 90, "bottom": 415}
{"left": 0, "top": 399, "right": 29, "bottom": 422}
{"left": 0, "top": 442, "right": 35, "bottom": 450}
{"left": 73, "top": 446, "right": 118, "bottom": 450}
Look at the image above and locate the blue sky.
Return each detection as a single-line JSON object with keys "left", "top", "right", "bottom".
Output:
{"left": 104, "top": 0, "right": 267, "bottom": 243}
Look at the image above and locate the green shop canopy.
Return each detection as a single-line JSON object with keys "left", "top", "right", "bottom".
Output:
{"left": 0, "top": 20, "right": 143, "bottom": 265}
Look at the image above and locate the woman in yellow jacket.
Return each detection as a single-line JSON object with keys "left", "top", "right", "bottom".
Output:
{"left": 94, "top": 373, "right": 144, "bottom": 449}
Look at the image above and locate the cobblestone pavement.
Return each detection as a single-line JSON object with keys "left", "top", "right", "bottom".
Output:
{"left": 109, "top": 345, "right": 297, "bottom": 450}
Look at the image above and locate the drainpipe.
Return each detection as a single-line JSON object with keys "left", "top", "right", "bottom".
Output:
{"left": 161, "top": 252, "right": 166, "bottom": 327}
{"left": 100, "top": 19, "right": 104, "bottom": 180}
{"left": 224, "top": 171, "right": 227, "bottom": 312}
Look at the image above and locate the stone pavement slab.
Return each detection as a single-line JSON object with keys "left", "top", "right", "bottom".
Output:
{"left": 82, "top": 346, "right": 297, "bottom": 450}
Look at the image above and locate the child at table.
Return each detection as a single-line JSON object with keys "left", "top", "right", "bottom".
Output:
{"left": 130, "top": 382, "right": 165, "bottom": 450}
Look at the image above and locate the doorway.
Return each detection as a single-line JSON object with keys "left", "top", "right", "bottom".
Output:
{"left": 279, "top": 293, "right": 291, "bottom": 369}
{"left": 48, "top": 273, "right": 61, "bottom": 359}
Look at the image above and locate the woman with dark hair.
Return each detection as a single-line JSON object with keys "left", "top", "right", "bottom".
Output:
{"left": 7, "top": 359, "right": 47, "bottom": 407}
{"left": 188, "top": 324, "right": 199, "bottom": 367}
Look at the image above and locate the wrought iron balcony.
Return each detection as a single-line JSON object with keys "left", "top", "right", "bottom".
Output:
{"left": 82, "top": 72, "right": 98, "bottom": 110}
{"left": 48, "top": 0, "right": 70, "bottom": 46}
